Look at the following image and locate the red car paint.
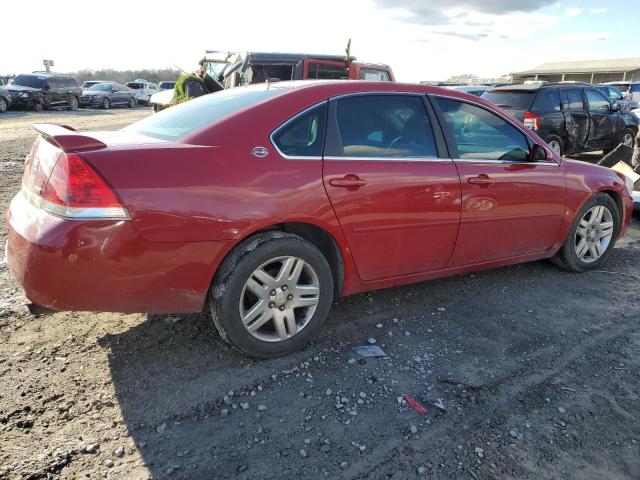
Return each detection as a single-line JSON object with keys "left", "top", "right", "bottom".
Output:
{"left": 5, "top": 81, "right": 634, "bottom": 313}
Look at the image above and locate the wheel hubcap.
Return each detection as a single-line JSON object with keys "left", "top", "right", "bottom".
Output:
{"left": 549, "top": 140, "right": 561, "bottom": 154}
{"left": 0, "top": 100, "right": 6, "bottom": 112}
{"left": 239, "top": 256, "right": 320, "bottom": 342}
{"left": 574, "top": 205, "right": 614, "bottom": 263}
{"left": 623, "top": 133, "right": 634, "bottom": 147}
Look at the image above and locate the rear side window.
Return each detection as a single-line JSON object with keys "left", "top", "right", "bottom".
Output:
{"left": 306, "top": 63, "right": 349, "bottom": 80}
{"left": 585, "top": 89, "right": 611, "bottom": 112}
{"left": 564, "top": 89, "right": 585, "bottom": 110}
{"left": 435, "top": 97, "right": 530, "bottom": 162}
{"left": 272, "top": 103, "right": 327, "bottom": 157}
{"left": 125, "top": 86, "right": 287, "bottom": 141}
{"left": 480, "top": 91, "right": 533, "bottom": 109}
{"left": 532, "top": 90, "right": 561, "bottom": 112}
{"left": 329, "top": 94, "right": 438, "bottom": 158}
{"left": 359, "top": 69, "right": 390, "bottom": 81}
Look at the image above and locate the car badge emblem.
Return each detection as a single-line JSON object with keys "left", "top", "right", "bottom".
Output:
{"left": 251, "top": 146, "right": 269, "bottom": 158}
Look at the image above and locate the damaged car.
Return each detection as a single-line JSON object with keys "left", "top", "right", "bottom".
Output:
{"left": 482, "top": 83, "right": 636, "bottom": 155}
{"left": 150, "top": 51, "right": 395, "bottom": 112}
{"left": 5, "top": 81, "right": 635, "bottom": 358}
{"left": 6, "top": 73, "right": 82, "bottom": 111}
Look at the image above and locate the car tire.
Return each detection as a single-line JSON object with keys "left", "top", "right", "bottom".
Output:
{"left": 551, "top": 193, "right": 620, "bottom": 273}
{"left": 209, "top": 232, "right": 334, "bottom": 358}
{"left": 102, "top": 98, "right": 110, "bottom": 110}
{"left": 621, "top": 128, "right": 636, "bottom": 155}
{"left": 33, "top": 100, "right": 44, "bottom": 112}
{"left": 128, "top": 97, "right": 136, "bottom": 108}
{"left": 544, "top": 135, "right": 564, "bottom": 156}
{"left": 68, "top": 96, "right": 78, "bottom": 111}
{"left": 0, "top": 97, "right": 8, "bottom": 113}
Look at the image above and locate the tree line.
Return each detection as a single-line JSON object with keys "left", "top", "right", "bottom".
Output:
{"left": 73, "top": 68, "right": 182, "bottom": 84}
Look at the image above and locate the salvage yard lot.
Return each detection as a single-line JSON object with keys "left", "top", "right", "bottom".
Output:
{"left": 1, "top": 109, "right": 639, "bottom": 480}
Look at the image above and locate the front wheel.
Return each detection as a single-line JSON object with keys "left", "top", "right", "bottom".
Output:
{"left": 128, "top": 97, "right": 136, "bottom": 108}
{"left": 102, "top": 97, "right": 110, "bottom": 109}
{"left": 0, "top": 97, "right": 8, "bottom": 113}
{"left": 551, "top": 193, "right": 620, "bottom": 272}
{"left": 209, "top": 232, "right": 334, "bottom": 358}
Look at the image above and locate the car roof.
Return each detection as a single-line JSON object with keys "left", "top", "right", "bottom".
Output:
{"left": 487, "top": 82, "right": 599, "bottom": 93}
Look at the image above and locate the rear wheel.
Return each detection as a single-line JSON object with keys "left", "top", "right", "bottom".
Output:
{"left": 68, "top": 96, "right": 78, "bottom": 111}
{"left": 128, "top": 97, "right": 136, "bottom": 108}
{"left": 0, "top": 98, "right": 7, "bottom": 113}
{"left": 209, "top": 232, "right": 334, "bottom": 358}
{"left": 544, "top": 135, "right": 564, "bottom": 156}
{"left": 551, "top": 193, "right": 620, "bottom": 272}
{"left": 102, "top": 97, "right": 110, "bottom": 109}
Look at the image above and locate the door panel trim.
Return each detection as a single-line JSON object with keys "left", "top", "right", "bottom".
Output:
{"left": 324, "top": 156, "right": 452, "bottom": 163}
{"left": 454, "top": 158, "right": 559, "bottom": 166}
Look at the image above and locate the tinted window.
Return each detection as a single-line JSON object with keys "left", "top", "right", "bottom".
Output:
{"left": 332, "top": 95, "right": 438, "bottom": 158}
{"left": 585, "top": 89, "right": 610, "bottom": 112}
{"left": 307, "top": 63, "right": 349, "bottom": 80}
{"left": 480, "top": 91, "right": 534, "bottom": 109}
{"left": 47, "top": 78, "right": 60, "bottom": 89}
{"left": 435, "top": 97, "right": 530, "bottom": 161}
{"left": 272, "top": 103, "right": 327, "bottom": 157}
{"left": 125, "top": 86, "right": 286, "bottom": 141}
{"left": 630, "top": 84, "right": 640, "bottom": 93}
{"left": 12, "top": 74, "right": 47, "bottom": 89}
{"left": 532, "top": 89, "right": 561, "bottom": 112}
{"left": 564, "top": 89, "right": 584, "bottom": 110}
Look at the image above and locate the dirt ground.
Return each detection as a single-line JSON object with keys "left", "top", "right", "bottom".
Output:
{"left": 1, "top": 109, "right": 639, "bottom": 480}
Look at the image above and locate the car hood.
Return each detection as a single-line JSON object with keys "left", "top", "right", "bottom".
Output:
{"left": 6, "top": 84, "right": 40, "bottom": 93}
{"left": 82, "top": 90, "right": 107, "bottom": 96}
{"left": 150, "top": 88, "right": 174, "bottom": 105}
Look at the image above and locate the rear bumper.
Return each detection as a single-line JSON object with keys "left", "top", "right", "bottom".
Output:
{"left": 5, "top": 192, "right": 226, "bottom": 313}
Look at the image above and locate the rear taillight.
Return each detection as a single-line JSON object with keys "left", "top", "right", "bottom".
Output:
{"left": 523, "top": 111, "right": 540, "bottom": 130}
{"left": 38, "top": 153, "right": 129, "bottom": 220}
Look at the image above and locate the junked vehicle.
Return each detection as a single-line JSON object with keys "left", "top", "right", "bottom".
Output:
{"left": 5, "top": 73, "right": 82, "bottom": 111}
{"left": 125, "top": 79, "right": 160, "bottom": 104}
{"left": 0, "top": 85, "right": 10, "bottom": 113}
{"left": 80, "top": 82, "right": 137, "bottom": 109}
{"left": 149, "top": 51, "right": 395, "bottom": 112}
{"left": 596, "top": 84, "right": 639, "bottom": 112}
{"left": 482, "top": 83, "right": 636, "bottom": 155}
{"left": 5, "top": 81, "right": 634, "bottom": 358}
{"left": 159, "top": 81, "right": 176, "bottom": 90}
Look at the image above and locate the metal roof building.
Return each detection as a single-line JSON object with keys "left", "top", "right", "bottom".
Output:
{"left": 512, "top": 58, "right": 640, "bottom": 84}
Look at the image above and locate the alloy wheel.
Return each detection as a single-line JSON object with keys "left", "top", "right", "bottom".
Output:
{"left": 623, "top": 132, "right": 634, "bottom": 148}
{"left": 0, "top": 98, "right": 7, "bottom": 112}
{"left": 548, "top": 140, "right": 561, "bottom": 155}
{"left": 239, "top": 256, "right": 320, "bottom": 342}
{"left": 574, "top": 205, "right": 614, "bottom": 263}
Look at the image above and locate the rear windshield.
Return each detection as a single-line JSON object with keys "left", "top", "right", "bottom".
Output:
{"left": 481, "top": 91, "right": 534, "bottom": 109}
{"left": 125, "top": 86, "right": 287, "bottom": 141}
{"left": 12, "top": 74, "right": 47, "bottom": 89}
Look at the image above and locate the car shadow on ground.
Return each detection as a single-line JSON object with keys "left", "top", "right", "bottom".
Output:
{"left": 96, "top": 257, "right": 582, "bottom": 479}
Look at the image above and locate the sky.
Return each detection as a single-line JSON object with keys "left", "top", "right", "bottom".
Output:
{"left": 2, "top": 0, "right": 638, "bottom": 82}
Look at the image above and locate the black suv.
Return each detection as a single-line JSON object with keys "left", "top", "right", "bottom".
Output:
{"left": 481, "top": 83, "right": 636, "bottom": 155}
{"left": 6, "top": 72, "right": 82, "bottom": 111}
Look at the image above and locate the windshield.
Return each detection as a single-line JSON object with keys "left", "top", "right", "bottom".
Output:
{"left": 12, "top": 74, "right": 47, "bottom": 89}
{"left": 125, "top": 85, "right": 288, "bottom": 141}
{"left": 126, "top": 82, "right": 144, "bottom": 90}
{"left": 88, "top": 83, "right": 113, "bottom": 92}
{"left": 481, "top": 91, "right": 534, "bottom": 109}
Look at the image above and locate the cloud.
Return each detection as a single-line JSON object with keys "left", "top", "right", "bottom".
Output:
{"left": 372, "top": 0, "right": 556, "bottom": 24}
{"left": 564, "top": 7, "right": 582, "bottom": 17}
{"left": 558, "top": 31, "right": 613, "bottom": 42}
{"left": 588, "top": 7, "right": 609, "bottom": 15}
{"left": 425, "top": 31, "right": 490, "bottom": 41}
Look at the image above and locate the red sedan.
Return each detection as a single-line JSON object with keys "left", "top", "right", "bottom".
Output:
{"left": 5, "top": 81, "right": 635, "bottom": 357}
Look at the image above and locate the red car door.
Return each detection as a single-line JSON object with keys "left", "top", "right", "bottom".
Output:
{"left": 322, "top": 94, "right": 461, "bottom": 281}
{"left": 432, "top": 96, "right": 566, "bottom": 266}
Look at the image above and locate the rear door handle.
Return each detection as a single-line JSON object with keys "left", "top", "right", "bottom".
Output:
{"left": 467, "top": 174, "right": 494, "bottom": 186}
{"left": 329, "top": 174, "right": 367, "bottom": 188}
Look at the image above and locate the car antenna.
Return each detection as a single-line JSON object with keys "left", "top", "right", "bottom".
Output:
{"left": 173, "top": 64, "right": 188, "bottom": 76}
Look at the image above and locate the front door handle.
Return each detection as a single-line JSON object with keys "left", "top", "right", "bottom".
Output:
{"left": 467, "top": 174, "right": 494, "bottom": 186}
{"left": 329, "top": 174, "right": 367, "bottom": 188}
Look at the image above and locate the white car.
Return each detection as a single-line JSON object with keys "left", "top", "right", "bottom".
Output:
{"left": 125, "top": 79, "right": 160, "bottom": 104}
{"left": 149, "top": 88, "right": 174, "bottom": 112}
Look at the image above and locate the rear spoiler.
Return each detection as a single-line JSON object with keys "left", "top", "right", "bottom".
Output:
{"left": 32, "top": 123, "right": 107, "bottom": 153}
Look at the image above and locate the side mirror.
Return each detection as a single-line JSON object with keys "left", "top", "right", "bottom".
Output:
{"left": 611, "top": 102, "right": 621, "bottom": 112}
{"left": 529, "top": 143, "right": 548, "bottom": 161}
